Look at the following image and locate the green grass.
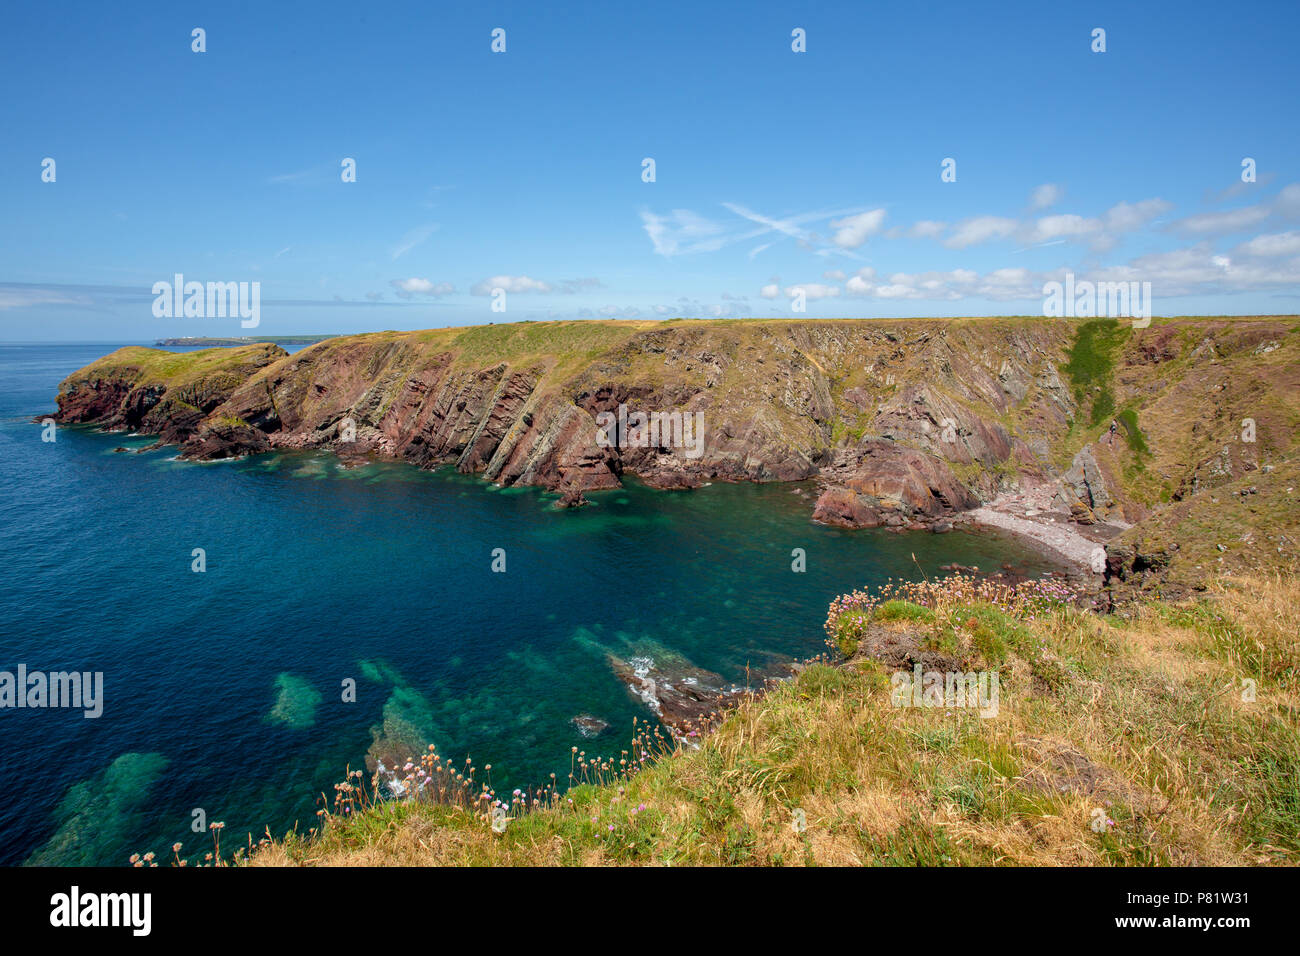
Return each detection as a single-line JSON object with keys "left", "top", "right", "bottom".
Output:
{"left": 1062, "top": 318, "right": 1128, "bottom": 426}
{"left": 1117, "top": 408, "right": 1149, "bottom": 456}
{"left": 875, "top": 600, "right": 935, "bottom": 624}
{"left": 59, "top": 343, "right": 284, "bottom": 391}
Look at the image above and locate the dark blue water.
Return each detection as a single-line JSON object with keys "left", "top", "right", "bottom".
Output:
{"left": 0, "top": 344, "right": 1051, "bottom": 865}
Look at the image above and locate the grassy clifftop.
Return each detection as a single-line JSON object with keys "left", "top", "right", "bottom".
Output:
{"left": 244, "top": 573, "right": 1297, "bottom": 867}
{"left": 59, "top": 343, "right": 286, "bottom": 389}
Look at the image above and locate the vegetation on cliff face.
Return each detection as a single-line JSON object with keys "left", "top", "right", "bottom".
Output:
{"left": 1089, "top": 319, "right": 1300, "bottom": 598}
{"left": 1062, "top": 318, "right": 1127, "bottom": 426}
{"left": 55, "top": 316, "right": 1299, "bottom": 598}
{"left": 241, "top": 573, "right": 1297, "bottom": 867}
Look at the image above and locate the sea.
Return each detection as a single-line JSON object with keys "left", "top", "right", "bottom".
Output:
{"left": 0, "top": 343, "right": 1053, "bottom": 865}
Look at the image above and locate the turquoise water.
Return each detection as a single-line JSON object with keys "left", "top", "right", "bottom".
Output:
{"left": 0, "top": 344, "right": 1054, "bottom": 866}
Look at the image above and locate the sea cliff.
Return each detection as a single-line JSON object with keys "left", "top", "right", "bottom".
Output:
{"left": 50, "top": 316, "right": 1300, "bottom": 597}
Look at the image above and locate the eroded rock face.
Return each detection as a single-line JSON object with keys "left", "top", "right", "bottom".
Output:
{"left": 812, "top": 486, "right": 885, "bottom": 528}
{"left": 182, "top": 419, "right": 273, "bottom": 460}
{"left": 1052, "top": 445, "right": 1113, "bottom": 515}
{"left": 54, "top": 378, "right": 138, "bottom": 426}
{"left": 813, "top": 441, "right": 981, "bottom": 529}
{"left": 50, "top": 321, "right": 1086, "bottom": 528}
{"left": 1174, "top": 444, "right": 1259, "bottom": 500}
{"left": 51, "top": 343, "right": 287, "bottom": 446}
{"left": 1100, "top": 542, "right": 1180, "bottom": 607}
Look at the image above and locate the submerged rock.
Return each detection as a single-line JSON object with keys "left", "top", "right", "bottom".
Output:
{"left": 570, "top": 714, "right": 609, "bottom": 737}
{"left": 556, "top": 487, "right": 589, "bottom": 509}
{"left": 25, "top": 752, "right": 170, "bottom": 867}
{"left": 265, "top": 673, "right": 322, "bottom": 729}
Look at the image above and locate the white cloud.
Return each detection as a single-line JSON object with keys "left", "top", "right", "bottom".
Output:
{"left": 823, "top": 269, "right": 846, "bottom": 281}
{"left": 641, "top": 202, "right": 884, "bottom": 259}
{"left": 844, "top": 267, "right": 878, "bottom": 294}
{"left": 1236, "top": 231, "right": 1300, "bottom": 257}
{"left": 1029, "top": 214, "right": 1101, "bottom": 242}
{"left": 1088, "top": 241, "right": 1300, "bottom": 296}
{"left": 558, "top": 277, "right": 603, "bottom": 294}
{"left": 759, "top": 283, "right": 782, "bottom": 299}
{"left": 1168, "top": 183, "right": 1300, "bottom": 238}
{"left": 597, "top": 305, "right": 641, "bottom": 318}
{"left": 389, "top": 278, "right": 454, "bottom": 298}
{"left": 1029, "top": 184, "right": 1063, "bottom": 210}
{"left": 784, "top": 283, "right": 841, "bottom": 300}
{"left": 1104, "top": 198, "right": 1172, "bottom": 232}
{"left": 470, "top": 275, "right": 554, "bottom": 295}
{"left": 1169, "top": 204, "right": 1270, "bottom": 237}
{"left": 910, "top": 199, "right": 1170, "bottom": 252}
{"left": 943, "top": 216, "right": 1019, "bottom": 248}
{"left": 829, "top": 209, "right": 887, "bottom": 248}
{"left": 1276, "top": 184, "right": 1300, "bottom": 217}
{"left": 839, "top": 266, "right": 1037, "bottom": 301}
{"left": 907, "top": 220, "right": 948, "bottom": 239}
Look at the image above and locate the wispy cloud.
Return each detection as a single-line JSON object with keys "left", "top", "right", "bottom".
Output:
{"left": 943, "top": 216, "right": 1019, "bottom": 249}
{"left": 640, "top": 208, "right": 733, "bottom": 256}
{"left": 0, "top": 285, "right": 97, "bottom": 311}
{"left": 558, "top": 277, "right": 604, "bottom": 294}
{"left": 641, "top": 202, "right": 876, "bottom": 258}
{"left": 391, "top": 223, "right": 440, "bottom": 260}
{"left": 1167, "top": 183, "right": 1300, "bottom": 237}
{"left": 1029, "top": 183, "right": 1064, "bottom": 210}
{"left": 470, "top": 275, "right": 554, "bottom": 295}
{"left": 267, "top": 168, "right": 318, "bottom": 185}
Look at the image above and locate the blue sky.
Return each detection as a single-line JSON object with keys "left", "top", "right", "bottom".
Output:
{"left": 1, "top": 0, "right": 1298, "bottom": 341}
